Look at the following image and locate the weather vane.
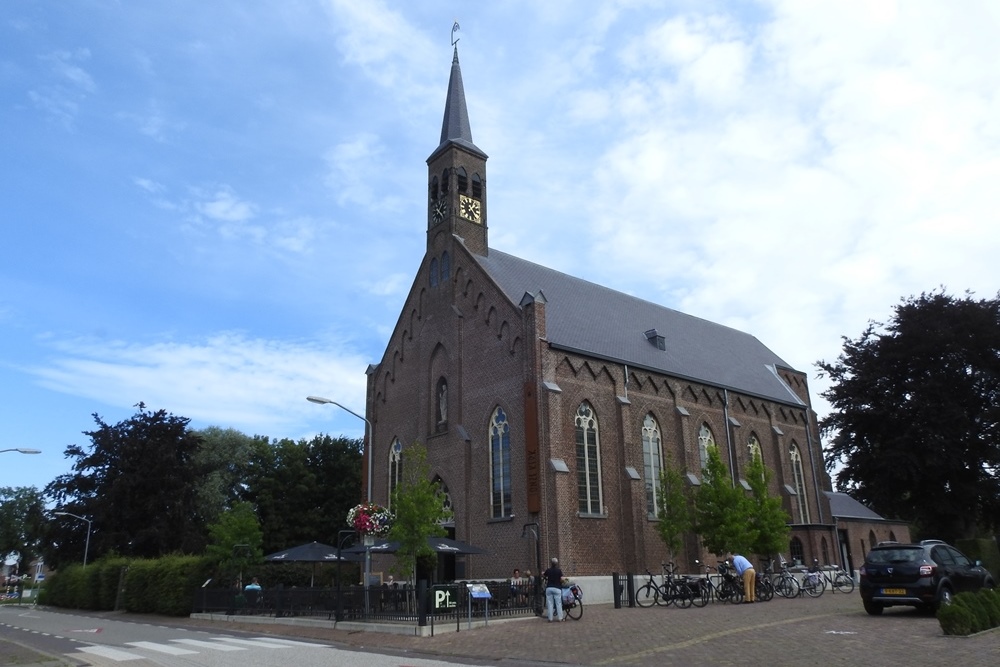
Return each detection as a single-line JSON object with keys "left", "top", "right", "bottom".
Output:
{"left": 451, "top": 21, "right": 460, "bottom": 47}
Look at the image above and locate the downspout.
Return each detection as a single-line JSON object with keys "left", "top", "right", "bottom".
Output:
{"left": 723, "top": 389, "right": 736, "bottom": 486}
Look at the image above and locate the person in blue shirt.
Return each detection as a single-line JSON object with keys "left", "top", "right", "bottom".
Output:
{"left": 727, "top": 552, "right": 755, "bottom": 602}
{"left": 244, "top": 577, "right": 262, "bottom": 591}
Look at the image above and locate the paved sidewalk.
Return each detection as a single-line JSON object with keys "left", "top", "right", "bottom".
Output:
{"left": 175, "top": 593, "right": 1000, "bottom": 666}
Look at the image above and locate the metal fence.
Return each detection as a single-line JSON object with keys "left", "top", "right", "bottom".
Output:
{"left": 193, "top": 579, "right": 542, "bottom": 626}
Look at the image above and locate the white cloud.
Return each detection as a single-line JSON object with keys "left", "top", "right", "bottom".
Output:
{"left": 28, "top": 333, "right": 369, "bottom": 435}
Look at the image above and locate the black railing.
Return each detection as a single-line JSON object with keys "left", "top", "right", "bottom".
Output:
{"left": 194, "top": 580, "right": 541, "bottom": 624}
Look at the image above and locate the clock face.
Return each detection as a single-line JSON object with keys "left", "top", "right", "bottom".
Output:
{"left": 431, "top": 199, "right": 447, "bottom": 223}
{"left": 459, "top": 195, "right": 481, "bottom": 223}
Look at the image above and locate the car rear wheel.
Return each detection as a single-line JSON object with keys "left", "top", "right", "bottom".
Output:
{"left": 937, "top": 586, "right": 953, "bottom": 608}
{"left": 863, "top": 599, "right": 884, "bottom": 615}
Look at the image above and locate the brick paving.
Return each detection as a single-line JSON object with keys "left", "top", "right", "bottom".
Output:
{"left": 174, "top": 593, "right": 1000, "bottom": 666}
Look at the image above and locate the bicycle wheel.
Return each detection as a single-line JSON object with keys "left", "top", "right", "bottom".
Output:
{"left": 690, "top": 581, "right": 709, "bottom": 607}
{"left": 636, "top": 583, "right": 659, "bottom": 608}
{"left": 723, "top": 580, "right": 744, "bottom": 604}
{"left": 803, "top": 576, "right": 824, "bottom": 598}
{"left": 834, "top": 572, "right": 855, "bottom": 594}
{"left": 775, "top": 575, "right": 799, "bottom": 598}
{"left": 567, "top": 595, "right": 583, "bottom": 619}
{"left": 668, "top": 581, "right": 693, "bottom": 609}
{"left": 756, "top": 577, "right": 774, "bottom": 602}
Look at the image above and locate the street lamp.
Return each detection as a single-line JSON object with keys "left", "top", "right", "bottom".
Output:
{"left": 0, "top": 448, "right": 42, "bottom": 454}
{"left": 54, "top": 512, "right": 92, "bottom": 568}
{"left": 306, "top": 396, "right": 373, "bottom": 504}
{"left": 307, "top": 395, "right": 374, "bottom": 614}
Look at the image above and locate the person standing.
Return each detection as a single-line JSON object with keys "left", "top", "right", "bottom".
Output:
{"left": 542, "top": 558, "right": 565, "bottom": 622}
{"left": 728, "top": 552, "right": 756, "bottom": 603}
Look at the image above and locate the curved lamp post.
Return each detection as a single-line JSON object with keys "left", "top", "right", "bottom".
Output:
{"left": 54, "top": 511, "right": 92, "bottom": 568}
{"left": 0, "top": 448, "right": 42, "bottom": 454}
{"left": 307, "top": 395, "right": 373, "bottom": 613}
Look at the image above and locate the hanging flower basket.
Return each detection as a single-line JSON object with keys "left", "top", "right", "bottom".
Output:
{"left": 347, "top": 502, "right": 394, "bottom": 537}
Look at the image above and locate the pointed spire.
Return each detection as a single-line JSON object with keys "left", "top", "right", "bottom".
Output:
{"left": 431, "top": 47, "right": 486, "bottom": 160}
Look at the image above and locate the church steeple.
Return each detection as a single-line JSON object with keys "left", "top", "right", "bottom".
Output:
{"left": 427, "top": 45, "right": 488, "bottom": 256}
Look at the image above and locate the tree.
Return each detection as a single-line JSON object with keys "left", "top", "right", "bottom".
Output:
{"left": 243, "top": 434, "right": 362, "bottom": 553}
{"left": 204, "top": 501, "right": 263, "bottom": 587}
{"left": 44, "top": 403, "right": 207, "bottom": 565}
{"left": 655, "top": 453, "right": 691, "bottom": 563}
{"left": 745, "top": 452, "right": 790, "bottom": 559}
{"left": 387, "top": 444, "right": 451, "bottom": 583}
{"left": 0, "top": 486, "right": 46, "bottom": 572}
{"left": 819, "top": 290, "right": 1000, "bottom": 542}
{"left": 693, "top": 446, "right": 756, "bottom": 555}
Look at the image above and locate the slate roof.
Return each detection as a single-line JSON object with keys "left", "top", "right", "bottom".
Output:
{"left": 428, "top": 47, "right": 486, "bottom": 162}
{"left": 823, "top": 491, "right": 887, "bottom": 520}
{"left": 475, "top": 249, "right": 806, "bottom": 407}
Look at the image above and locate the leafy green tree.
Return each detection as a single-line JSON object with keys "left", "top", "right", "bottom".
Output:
{"left": 388, "top": 444, "right": 451, "bottom": 583}
{"left": 244, "top": 434, "right": 362, "bottom": 553}
{"left": 0, "top": 486, "right": 46, "bottom": 571}
{"left": 819, "top": 290, "right": 1000, "bottom": 541}
{"left": 44, "top": 403, "right": 206, "bottom": 565}
{"left": 655, "top": 453, "right": 691, "bottom": 563}
{"left": 193, "top": 427, "right": 266, "bottom": 526}
{"left": 745, "top": 452, "right": 790, "bottom": 559}
{"left": 693, "top": 446, "right": 756, "bottom": 555}
{"left": 204, "top": 501, "right": 263, "bottom": 586}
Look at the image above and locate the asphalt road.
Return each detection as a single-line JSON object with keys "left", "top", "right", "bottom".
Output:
{"left": 3, "top": 592, "right": 999, "bottom": 667}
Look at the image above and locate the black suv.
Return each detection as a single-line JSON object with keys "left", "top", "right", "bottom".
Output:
{"left": 859, "top": 540, "right": 996, "bottom": 615}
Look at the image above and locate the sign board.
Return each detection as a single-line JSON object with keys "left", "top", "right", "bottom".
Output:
{"left": 467, "top": 583, "right": 492, "bottom": 599}
{"left": 35, "top": 573, "right": 45, "bottom": 581}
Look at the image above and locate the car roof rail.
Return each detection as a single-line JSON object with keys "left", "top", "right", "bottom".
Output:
{"left": 919, "top": 539, "right": 947, "bottom": 545}
{"left": 875, "top": 541, "right": 899, "bottom": 546}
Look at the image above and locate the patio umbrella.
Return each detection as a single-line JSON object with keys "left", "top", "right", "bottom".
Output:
{"left": 264, "top": 541, "right": 362, "bottom": 586}
{"left": 342, "top": 536, "right": 487, "bottom": 555}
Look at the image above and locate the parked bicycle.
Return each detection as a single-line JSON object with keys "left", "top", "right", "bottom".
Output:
{"left": 695, "top": 560, "right": 743, "bottom": 604}
{"left": 561, "top": 582, "right": 584, "bottom": 620}
{"left": 766, "top": 558, "right": 800, "bottom": 598}
{"left": 813, "top": 559, "right": 855, "bottom": 594}
{"left": 799, "top": 561, "right": 824, "bottom": 598}
{"left": 635, "top": 564, "right": 692, "bottom": 608}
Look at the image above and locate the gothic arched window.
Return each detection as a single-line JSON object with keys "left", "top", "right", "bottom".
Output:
{"left": 441, "top": 251, "right": 451, "bottom": 281}
{"left": 388, "top": 440, "right": 403, "bottom": 507}
{"left": 489, "top": 406, "right": 512, "bottom": 519}
{"left": 698, "top": 423, "right": 716, "bottom": 471}
{"left": 472, "top": 173, "right": 483, "bottom": 198}
{"left": 790, "top": 443, "right": 810, "bottom": 523}
{"left": 429, "top": 258, "right": 439, "bottom": 288}
{"left": 642, "top": 414, "right": 663, "bottom": 517}
{"left": 575, "top": 402, "right": 603, "bottom": 514}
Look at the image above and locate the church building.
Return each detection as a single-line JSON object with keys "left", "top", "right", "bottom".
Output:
{"left": 363, "top": 46, "right": 846, "bottom": 580}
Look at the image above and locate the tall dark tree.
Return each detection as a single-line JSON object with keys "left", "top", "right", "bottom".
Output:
{"left": 243, "top": 434, "right": 362, "bottom": 553}
{"left": 44, "top": 403, "right": 206, "bottom": 565}
{"left": 0, "top": 486, "right": 46, "bottom": 572}
{"left": 819, "top": 290, "right": 1000, "bottom": 542}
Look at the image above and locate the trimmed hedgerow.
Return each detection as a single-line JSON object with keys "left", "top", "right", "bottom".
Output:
{"left": 939, "top": 589, "right": 1000, "bottom": 636}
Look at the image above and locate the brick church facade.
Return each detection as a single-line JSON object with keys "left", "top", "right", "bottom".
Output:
{"left": 362, "top": 47, "right": 858, "bottom": 580}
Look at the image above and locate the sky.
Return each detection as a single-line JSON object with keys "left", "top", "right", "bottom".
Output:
{"left": 2, "top": 0, "right": 999, "bottom": 493}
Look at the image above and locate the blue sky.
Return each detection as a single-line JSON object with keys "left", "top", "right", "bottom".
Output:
{"left": 3, "top": 0, "right": 998, "bottom": 492}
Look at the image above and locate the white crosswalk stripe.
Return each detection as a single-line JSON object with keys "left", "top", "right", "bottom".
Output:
{"left": 169, "top": 638, "right": 245, "bottom": 651}
{"left": 125, "top": 641, "right": 197, "bottom": 655}
{"left": 72, "top": 636, "right": 327, "bottom": 662}
{"left": 78, "top": 645, "right": 146, "bottom": 661}
{"left": 212, "top": 637, "right": 294, "bottom": 648}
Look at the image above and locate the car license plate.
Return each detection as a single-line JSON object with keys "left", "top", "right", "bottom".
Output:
{"left": 881, "top": 588, "right": 906, "bottom": 595}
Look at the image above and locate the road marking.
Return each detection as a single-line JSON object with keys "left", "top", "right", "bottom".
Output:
{"left": 78, "top": 645, "right": 144, "bottom": 661}
{"left": 126, "top": 641, "right": 198, "bottom": 655}
{"left": 170, "top": 638, "right": 245, "bottom": 650}
{"left": 245, "top": 637, "right": 330, "bottom": 647}
{"left": 213, "top": 637, "right": 295, "bottom": 648}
